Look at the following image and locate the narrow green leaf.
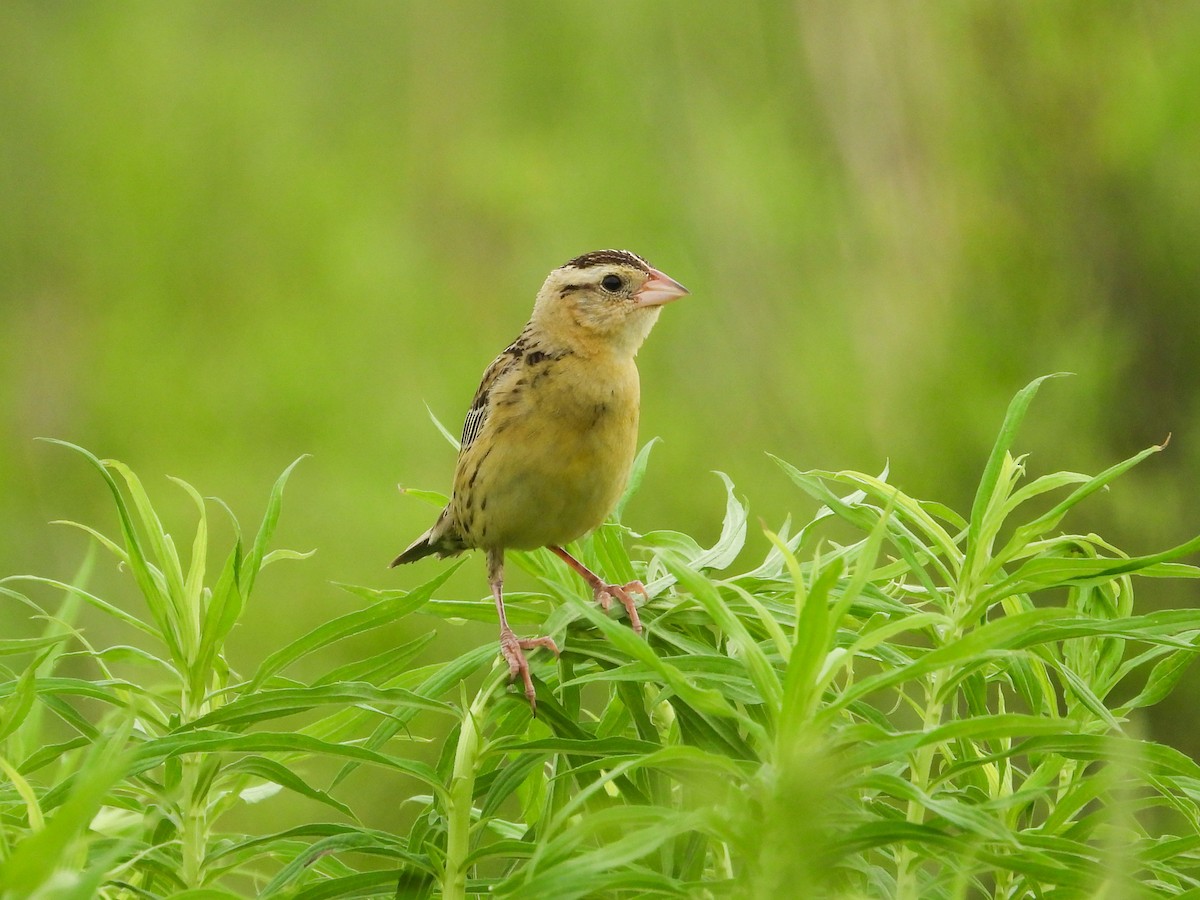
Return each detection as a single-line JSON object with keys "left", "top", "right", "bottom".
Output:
{"left": 183, "top": 682, "right": 453, "bottom": 731}
{"left": 0, "top": 657, "right": 40, "bottom": 742}
{"left": 0, "top": 753, "right": 43, "bottom": 832}
{"left": 643, "top": 473, "right": 747, "bottom": 596}
{"left": 570, "top": 597, "right": 739, "bottom": 721}
{"left": 0, "top": 722, "right": 131, "bottom": 895}
{"left": 424, "top": 594, "right": 549, "bottom": 626}
{"left": 512, "top": 806, "right": 713, "bottom": 899}
{"left": 191, "top": 543, "right": 243, "bottom": 698}
{"left": 478, "top": 753, "right": 545, "bottom": 820}
{"left": 0, "top": 576, "right": 155, "bottom": 638}
{"left": 994, "top": 441, "right": 1166, "bottom": 573}
{"left": 312, "top": 631, "right": 437, "bottom": 687}
{"left": 128, "top": 730, "right": 446, "bottom": 798}
{"left": 781, "top": 554, "right": 842, "bottom": 737}
{"left": 823, "top": 608, "right": 1075, "bottom": 716}
{"left": 38, "top": 440, "right": 185, "bottom": 665}
{"left": 241, "top": 455, "right": 308, "bottom": 601}
{"left": 398, "top": 485, "right": 451, "bottom": 508}
{"left": 769, "top": 455, "right": 881, "bottom": 535}
{"left": 844, "top": 713, "right": 1083, "bottom": 767}
{"left": 1117, "top": 649, "right": 1200, "bottom": 713}
{"left": 107, "top": 459, "right": 191, "bottom": 647}
{"left": 613, "top": 436, "right": 660, "bottom": 521}
{"left": 291, "top": 870, "right": 437, "bottom": 900}
{"left": 664, "top": 556, "right": 782, "bottom": 718}
{"left": 248, "top": 561, "right": 460, "bottom": 690}
{"left": 260, "top": 547, "right": 317, "bottom": 567}
{"left": 223, "top": 756, "right": 355, "bottom": 819}
{"left": 47, "top": 520, "right": 129, "bottom": 567}
{"left": 259, "top": 831, "right": 404, "bottom": 897}
{"left": 964, "top": 374, "right": 1068, "bottom": 579}
{"left": 0, "top": 634, "right": 70, "bottom": 657}
{"left": 329, "top": 643, "right": 496, "bottom": 790}
{"left": 695, "top": 472, "right": 749, "bottom": 572}
{"left": 424, "top": 401, "right": 462, "bottom": 451}
{"left": 492, "top": 736, "right": 659, "bottom": 756}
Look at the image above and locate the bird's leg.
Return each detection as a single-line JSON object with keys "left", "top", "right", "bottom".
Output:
{"left": 487, "top": 548, "right": 558, "bottom": 713}
{"left": 549, "top": 545, "right": 647, "bottom": 635}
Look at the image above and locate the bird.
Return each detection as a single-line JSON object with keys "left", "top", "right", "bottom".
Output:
{"left": 391, "top": 249, "right": 689, "bottom": 712}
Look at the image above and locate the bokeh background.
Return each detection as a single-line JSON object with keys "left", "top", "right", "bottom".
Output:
{"left": 4, "top": 0, "right": 1200, "bottom": 789}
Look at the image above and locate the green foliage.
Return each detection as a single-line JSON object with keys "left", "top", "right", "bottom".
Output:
{"left": 4, "top": 382, "right": 1200, "bottom": 898}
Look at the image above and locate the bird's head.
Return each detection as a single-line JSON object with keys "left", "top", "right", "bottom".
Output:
{"left": 531, "top": 249, "right": 689, "bottom": 356}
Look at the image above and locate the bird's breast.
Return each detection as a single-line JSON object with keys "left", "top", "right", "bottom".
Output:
{"left": 453, "top": 358, "right": 641, "bottom": 550}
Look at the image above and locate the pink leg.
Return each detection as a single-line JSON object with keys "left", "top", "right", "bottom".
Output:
{"left": 549, "top": 546, "right": 647, "bottom": 635}
{"left": 488, "top": 549, "right": 558, "bottom": 714}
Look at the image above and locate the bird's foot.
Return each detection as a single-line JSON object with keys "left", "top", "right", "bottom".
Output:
{"left": 594, "top": 580, "right": 648, "bottom": 635}
{"left": 499, "top": 627, "right": 559, "bottom": 714}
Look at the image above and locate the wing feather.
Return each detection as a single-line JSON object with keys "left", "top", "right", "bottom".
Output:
{"left": 458, "top": 335, "right": 527, "bottom": 451}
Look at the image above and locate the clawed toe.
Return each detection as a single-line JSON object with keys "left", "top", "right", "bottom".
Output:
{"left": 594, "top": 580, "right": 646, "bottom": 635}
{"left": 624, "top": 580, "right": 649, "bottom": 601}
{"left": 519, "top": 635, "right": 560, "bottom": 656}
{"left": 499, "top": 628, "right": 558, "bottom": 714}
{"left": 547, "top": 547, "right": 648, "bottom": 637}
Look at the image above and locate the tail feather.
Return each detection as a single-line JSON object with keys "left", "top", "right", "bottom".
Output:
{"left": 390, "top": 510, "right": 466, "bottom": 567}
{"left": 390, "top": 527, "right": 441, "bottom": 567}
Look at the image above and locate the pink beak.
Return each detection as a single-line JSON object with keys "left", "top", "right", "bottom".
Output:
{"left": 633, "top": 267, "right": 690, "bottom": 308}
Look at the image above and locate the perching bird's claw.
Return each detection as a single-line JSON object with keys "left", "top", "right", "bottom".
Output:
{"left": 499, "top": 627, "right": 559, "bottom": 714}
{"left": 595, "top": 580, "right": 647, "bottom": 635}
{"left": 548, "top": 547, "right": 650, "bottom": 635}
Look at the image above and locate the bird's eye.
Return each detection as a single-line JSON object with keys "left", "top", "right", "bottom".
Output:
{"left": 600, "top": 274, "right": 623, "bottom": 293}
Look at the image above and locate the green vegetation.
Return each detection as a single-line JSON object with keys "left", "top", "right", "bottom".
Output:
{"left": 3, "top": 380, "right": 1200, "bottom": 898}
{"left": 5, "top": 1, "right": 1200, "bottom": 767}
{"left": 4, "top": 5, "right": 1200, "bottom": 895}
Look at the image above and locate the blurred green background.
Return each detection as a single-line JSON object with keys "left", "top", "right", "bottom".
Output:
{"left": 3, "top": 1, "right": 1200, "bottom": 767}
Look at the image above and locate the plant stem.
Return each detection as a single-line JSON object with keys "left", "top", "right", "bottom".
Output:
{"left": 180, "top": 756, "right": 205, "bottom": 886}
{"left": 896, "top": 668, "right": 946, "bottom": 899}
{"left": 179, "top": 686, "right": 210, "bottom": 887}
{"left": 443, "top": 665, "right": 506, "bottom": 900}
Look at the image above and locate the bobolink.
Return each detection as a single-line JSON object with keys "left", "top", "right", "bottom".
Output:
{"left": 392, "top": 249, "right": 689, "bottom": 711}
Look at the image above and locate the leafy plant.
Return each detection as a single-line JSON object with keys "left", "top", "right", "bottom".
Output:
{"left": 3, "top": 378, "right": 1200, "bottom": 898}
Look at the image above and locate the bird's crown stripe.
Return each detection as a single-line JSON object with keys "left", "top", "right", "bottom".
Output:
{"left": 563, "top": 249, "right": 651, "bottom": 272}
